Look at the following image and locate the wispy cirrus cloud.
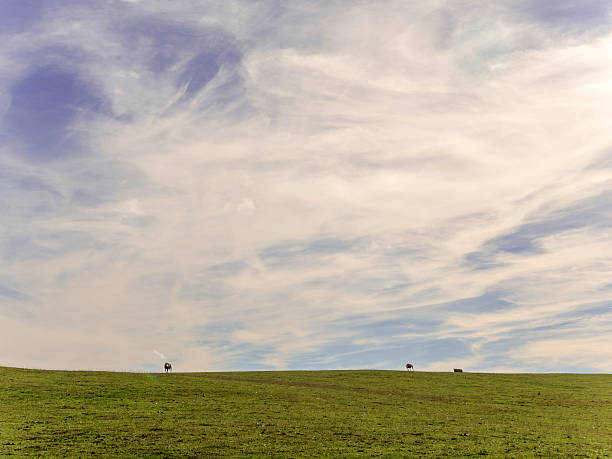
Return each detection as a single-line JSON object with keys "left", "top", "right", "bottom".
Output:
{"left": 0, "top": 1, "right": 610, "bottom": 373}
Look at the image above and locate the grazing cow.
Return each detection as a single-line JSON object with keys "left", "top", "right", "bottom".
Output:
{"left": 405, "top": 363, "right": 414, "bottom": 371}
{"left": 164, "top": 362, "right": 172, "bottom": 373}
{"left": 453, "top": 368, "right": 463, "bottom": 372}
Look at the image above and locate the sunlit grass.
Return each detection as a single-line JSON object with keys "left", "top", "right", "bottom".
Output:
{"left": 1, "top": 367, "right": 610, "bottom": 456}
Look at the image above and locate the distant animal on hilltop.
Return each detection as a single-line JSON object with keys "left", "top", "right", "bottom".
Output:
{"left": 164, "top": 362, "right": 172, "bottom": 373}
{"left": 453, "top": 368, "right": 463, "bottom": 372}
{"left": 405, "top": 363, "right": 414, "bottom": 371}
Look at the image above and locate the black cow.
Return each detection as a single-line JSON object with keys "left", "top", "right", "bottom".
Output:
{"left": 164, "top": 362, "right": 172, "bottom": 373}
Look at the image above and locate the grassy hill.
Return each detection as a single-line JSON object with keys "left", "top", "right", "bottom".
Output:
{"left": 1, "top": 366, "right": 610, "bottom": 457}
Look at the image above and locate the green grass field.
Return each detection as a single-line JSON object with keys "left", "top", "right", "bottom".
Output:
{"left": 0, "top": 366, "right": 610, "bottom": 457}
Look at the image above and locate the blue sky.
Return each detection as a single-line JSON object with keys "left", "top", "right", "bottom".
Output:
{"left": 1, "top": 0, "right": 611, "bottom": 373}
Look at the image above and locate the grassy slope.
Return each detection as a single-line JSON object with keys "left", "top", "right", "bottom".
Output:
{"left": 0, "top": 367, "right": 610, "bottom": 457}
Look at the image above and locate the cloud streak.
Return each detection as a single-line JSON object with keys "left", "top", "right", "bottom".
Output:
{"left": 0, "top": 1, "right": 611, "bottom": 373}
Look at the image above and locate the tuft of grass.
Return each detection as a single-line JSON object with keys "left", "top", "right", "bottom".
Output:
{"left": 0, "top": 367, "right": 610, "bottom": 457}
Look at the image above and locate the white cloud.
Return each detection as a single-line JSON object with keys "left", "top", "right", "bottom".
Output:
{"left": 236, "top": 198, "right": 256, "bottom": 215}
{"left": 1, "top": 1, "right": 611, "bottom": 372}
{"left": 512, "top": 335, "right": 612, "bottom": 372}
{"left": 153, "top": 350, "right": 166, "bottom": 360}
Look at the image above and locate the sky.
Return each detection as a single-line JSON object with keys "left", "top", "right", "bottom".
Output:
{"left": 1, "top": 0, "right": 611, "bottom": 373}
